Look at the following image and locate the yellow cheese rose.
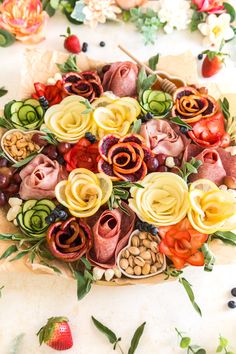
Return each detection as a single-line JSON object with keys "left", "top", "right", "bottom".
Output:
{"left": 129, "top": 172, "right": 189, "bottom": 226}
{"left": 55, "top": 168, "right": 112, "bottom": 218}
{"left": 188, "top": 179, "right": 236, "bottom": 234}
{"left": 91, "top": 97, "right": 141, "bottom": 139}
{"left": 44, "top": 95, "right": 93, "bottom": 143}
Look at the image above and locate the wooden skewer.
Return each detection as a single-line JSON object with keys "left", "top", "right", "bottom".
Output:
{"left": 118, "top": 44, "right": 177, "bottom": 96}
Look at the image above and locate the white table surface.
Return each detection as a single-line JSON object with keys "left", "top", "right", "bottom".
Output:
{"left": 0, "top": 8, "right": 236, "bottom": 354}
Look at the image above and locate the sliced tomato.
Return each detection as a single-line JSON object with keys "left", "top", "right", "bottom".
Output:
{"left": 187, "top": 251, "right": 205, "bottom": 266}
{"left": 171, "top": 256, "right": 186, "bottom": 270}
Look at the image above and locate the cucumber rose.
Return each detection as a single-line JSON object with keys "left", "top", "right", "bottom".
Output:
{"left": 140, "top": 89, "right": 173, "bottom": 118}
{"left": 17, "top": 199, "right": 56, "bottom": 238}
{"left": 4, "top": 98, "right": 44, "bottom": 130}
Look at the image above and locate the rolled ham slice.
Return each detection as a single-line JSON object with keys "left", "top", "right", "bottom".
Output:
{"left": 102, "top": 61, "right": 138, "bottom": 97}
{"left": 189, "top": 149, "right": 226, "bottom": 185}
{"left": 19, "top": 154, "right": 67, "bottom": 200}
{"left": 86, "top": 203, "right": 136, "bottom": 269}
{"left": 140, "top": 119, "right": 188, "bottom": 157}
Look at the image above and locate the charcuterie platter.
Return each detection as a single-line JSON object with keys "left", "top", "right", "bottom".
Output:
{"left": 0, "top": 49, "right": 235, "bottom": 296}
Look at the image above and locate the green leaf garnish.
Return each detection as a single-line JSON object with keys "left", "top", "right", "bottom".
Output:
{"left": 179, "top": 277, "right": 202, "bottom": 316}
{"left": 57, "top": 54, "right": 81, "bottom": 73}
{"left": 80, "top": 256, "right": 92, "bottom": 270}
{"left": 137, "top": 67, "right": 157, "bottom": 98}
{"left": 212, "top": 231, "right": 236, "bottom": 246}
{"left": 75, "top": 270, "right": 93, "bottom": 300}
{"left": 190, "top": 10, "right": 205, "bottom": 32}
{"left": 223, "top": 2, "right": 236, "bottom": 22}
{"left": 0, "top": 29, "right": 16, "bottom": 47}
{"left": 0, "top": 244, "right": 18, "bottom": 260}
{"left": 131, "top": 119, "right": 142, "bottom": 134}
{"left": 219, "top": 97, "right": 230, "bottom": 119}
{"left": 128, "top": 322, "right": 146, "bottom": 354}
{"left": 201, "top": 243, "right": 215, "bottom": 272}
{"left": 171, "top": 116, "right": 193, "bottom": 130}
{"left": 148, "top": 54, "right": 159, "bottom": 70}
{"left": 12, "top": 152, "right": 38, "bottom": 168}
{"left": 91, "top": 316, "right": 118, "bottom": 344}
{"left": 0, "top": 87, "right": 8, "bottom": 97}
{"left": 177, "top": 157, "right": 202, "bottom": 183}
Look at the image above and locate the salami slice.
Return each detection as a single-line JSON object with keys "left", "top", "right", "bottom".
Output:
{"left": 86, "top": 203, "right": 136, "bottom": 269}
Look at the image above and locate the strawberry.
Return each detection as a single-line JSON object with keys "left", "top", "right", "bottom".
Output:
{"left": 201, "top": 49, "right": 228, "bottom": 78}
{"left": 37, "top": 316, "right": 73, "bottom": 351}
{"left": 61, "top": 27, "right": 81, "bottom": 54}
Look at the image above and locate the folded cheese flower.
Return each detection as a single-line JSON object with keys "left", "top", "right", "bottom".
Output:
{"left": 92, "top": 97, "right": 141, "bottom": 139}
{"left": 102, "top": 62, "right": 139, "bottom": 97}
{"left": 188, "top": 179, "right": 236, "bottom": 234}
{"left": 44, "top": 95, "right": 93, "bottom": 143}
{"left": 172, "top": 86, "right": 218, "bottom": 123}
{"left": 47, "top": 217, "right": 92, "bottom": 262}
{"left": 62, "top": 72, "right": 103, "bottom": 102}
{"left": 98, "top": 134, "right": 152, "bottom": 181}
{"left": 0, "top": 0, "right": 48, "bottom": 43}
{"left": 19, "top": 154, "right": 67, "bottom": 200}
{"left": 159, "top": 217, "right": 208, "bottom": 269}
{"left": 55, "top": 168, "right": 112, "bottom": 218}
{"left": 129, "top": 172, "right": 189, "bottom": 226}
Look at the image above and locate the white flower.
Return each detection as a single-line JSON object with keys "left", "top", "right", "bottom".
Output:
{"left": 158, "top": 0, "right": 193, "bottom": 34}
{"left": 82, "top": 0, "right": 121, "bottom": 27}
{"left": 198, "top": 13, "right": 235, "bottom": 47}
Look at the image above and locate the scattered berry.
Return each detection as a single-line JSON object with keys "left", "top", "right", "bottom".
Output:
{"left": 136, "top": 220, "right": 158, "bottom": 236}
{"left": 180, "top": 126, "right": 188, "bottom": 134}
{"left": 228, "top": 300, "right": 236, "bottom": 309}
{"left": 57, "top": 210, "right": 68, "bottom": 221}
{"left": 231, "top": 288, "right": 236, "bottom": 297}
{"left": 202, "top": 50, "right": 227, "bottom": 78}
{"left": 82, "top": 42, "right": 88, "bottom": 53}
{"left": 61, "top": 27, "right": 81, "bottom": 54}
{"left": 99, "top": 41, "right": 105, "bottom": 47}
{"left": 142, "top": 112, "right": 153, "bottom": 122}
{"left": 45, "top": 214, "right": 56, "bottom": 225}
{"left": 85, "top": 132, "right": 97, "bottom": 144}
{"left": 39, "top": 96, "right": 49, "bottom": 111}
{"left": 37, "top": 316, "right": 73, "bottom": 351}
{"left": 198, "top": 53, "right": 203, "bottom": 60}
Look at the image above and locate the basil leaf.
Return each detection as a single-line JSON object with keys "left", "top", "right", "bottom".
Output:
{"left": 128, "top": 322, "right": 146, "bottom": 354}
{"left": 75, "top": 271, "right": 93, "bottom": 301}
{"left": 131, "top": 119, "right": 142, "bottom": 134}
{"left": 179, "top": 277, "right": 202, "bottom": 316}
{"left": 141, "top": 74, "right": 157, "bottom": 92}
{"left": 80, "top": 256, "right": 92, "bottom": 270}
{"left": 201, "top": 243, "right": 215, "bottom": 272}
{"left": 180, "top": 337, "right": 191, "bottom": 348}
{"left": 212, "top": 231, "right": 236, "bottom": 246}
{"left": 40, "top": 261, "right": 62, "bottom": 274}
{"left": 171, "top": 116, "right": 192, "bottom": 130}
{"left": 13, "top": 153, "right": 38, "bottom": 168}
{"left": 0, "top": 245, "right": 17, "bottom": 260}
{"left": 91, "top": 316, "right": 118, "bottom": 344}
{"left": 137, "top": 67, "right": 147, "bottom": 93}
{"left": 148, "top": 54, "right": 159, "bottom": 70}
{"left": 0, "top": 87, "right": 8, "bottom": 97}
{"left": 223, "top": 2, "right": 236, "bottom": 22}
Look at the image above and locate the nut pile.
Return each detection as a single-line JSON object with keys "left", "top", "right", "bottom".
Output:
{"left": 3, "top": 131, "right": 41, "bottom": 161}
{"left": 119, "top": 231, "right": 165, "bottom": 277}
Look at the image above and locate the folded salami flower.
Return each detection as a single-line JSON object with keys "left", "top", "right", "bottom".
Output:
{"left": 86, "top": 203, "right": 136, "bottom": 269}
{"left": 63, "top": 71, "right": 103, "bottom": 102}
{"left": 102, "top": 61, "right": 139, "bottom": 97}
{"left": 140, "top": 119, "right": 188, "bottom": 157}
{"left": 172, "top": 86, "right": 218, "bottom": 123}
{"left": 47, "top": 217, "right": 92, "bottom": 262}
{"left": 19, "top": 154, "right": 67, "bottom": 200}
{"left": 188, "top": 111, "right": 230, "bottom": 148}
{"left": 98, "top": 134, "right": 153, "bottom": 182}
{"left": 189, "top": 149, "right": 226, "bottom": 185}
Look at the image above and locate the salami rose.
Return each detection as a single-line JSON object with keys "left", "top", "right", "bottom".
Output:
{"left": 19, "top": 154, "right": 67, "bottom": 200}
{"left": 86, "top": 203, "right": 136, "bottom": 269}
{"left": 102, "top": 61, "right": 139, "bottom": 97}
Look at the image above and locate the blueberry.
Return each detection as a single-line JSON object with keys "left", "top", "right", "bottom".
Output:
{"left": 228, "top": 300, "right": 236, "bottom": 309}
{"left": 180, "top": 126, "right": 188, "bottom": 134}
{"left": 57, "top": 155, "right": 66, "bottom": 165}
{"left": 99, "top": 41, "right": 105, "bottom": 47}
{"left": 150, "top": 226, "right": 158, "bottom": 236}
{"left": 198, "top": 53, "right": 203, "bottom": 60}
{"left": 85, "top": 132, "right": 97, "bottom": 143}
{"left": 45, "top": 214, "right": 56, "bottom": 225}
{"left": 82, "top": 42, "right": 88, "bottom": 52}
{"left": 55, "top": 204, "right": 65, "bottom": 211}
{"left": 39, "top": 96, "right": 49, "bottom": 110}
{"left": 231, "top": 288, "right": 236, "bottom": 297}
{"left": 58, "top": 210, "right": 68, "bottom": 221}
{"left": 142, "top": 112, "right": 153, "bottom": 122}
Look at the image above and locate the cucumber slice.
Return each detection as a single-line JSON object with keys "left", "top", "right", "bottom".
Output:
{"left": 11, "top": 112, "right": 23, "bottom": 127}
{"left": 24, "top": 98, "right": 40, "bottom": 107}
{"left": 36, "top": 105, "right": 44, "bottom": 118}
{"left": 31, "top": 215, "right": 43, "bottom": 230}
{"left": 23, "top": 209, "right": 37, "bottom": 229}
{"left": 18, "top": 105, "right": 36, "bottom": 123}
{"left": 25, "top": 118, "right": 43, "bottom": 130}
{"left": 164, "top": 101, "right": 173, "bottom": 111}
{"left": 4, "top": 100, "right": 15, "bottom": 119}
{"left": 149, "top": 101, "right": 165, "bottom": 113}
{"left": 22, "top": 200, "right": 37, "bottom": 213}
{"left": 36, "top": 199, "right": 56, "bottom": 211}
{"left": 142, "top": 90, "right": 152, "bottom": 103}
{"left": 26, "top": 111, "right": 38, "bottom": 123}
{"left": 10, "top": 101, "right": 24, "bottom": 114}
{"left": 32, "top": 204, "right": 52, "bottom": 214}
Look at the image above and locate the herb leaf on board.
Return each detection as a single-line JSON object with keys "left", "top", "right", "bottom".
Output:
{"left": 91, "top": 316, "right": 118, "bottom": 344}
{"left": 128, "top": 322, "right": 146, "bottom": 354}
{"left": 179, "top": 277, "right": 202, "bottom": 316}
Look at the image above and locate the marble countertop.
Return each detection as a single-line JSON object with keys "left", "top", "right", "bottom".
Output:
{"left": 0, "top": 8, "right": 236, "bottom": 354}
